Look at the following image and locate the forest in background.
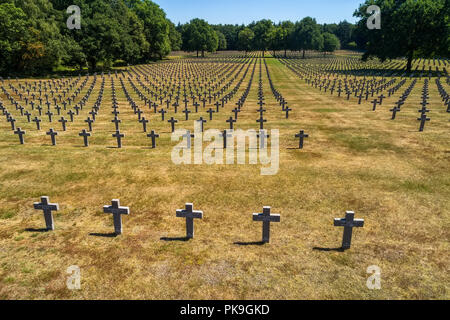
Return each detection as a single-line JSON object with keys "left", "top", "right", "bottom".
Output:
{"left": 0, "top": 0, "right": 448, "bottom": 75}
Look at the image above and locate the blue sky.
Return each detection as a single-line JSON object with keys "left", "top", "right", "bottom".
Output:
{"left": 153, "top": 0, "right": 364, "bottom": 25}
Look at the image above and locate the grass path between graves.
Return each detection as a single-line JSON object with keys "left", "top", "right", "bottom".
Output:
{"left": 0, "top": 56, "right": 449, "bottom": 299}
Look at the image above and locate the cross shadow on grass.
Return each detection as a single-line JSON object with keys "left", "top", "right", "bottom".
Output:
{"left": 313, "top": 247, "right": 346, "bottom": 252}
{"left": 25, "top": 228, "right": 50, "bottom": 233}
{"left": 160, "top": 236, "right": 191, "bottom": 242}
{"left": 234, "top": 241, "right": 266, "bottom": 246}
{"left": 89, "top": 232, "right": 118, "bottom": 238}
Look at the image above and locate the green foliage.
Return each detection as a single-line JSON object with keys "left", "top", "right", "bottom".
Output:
{"left": 216, "top": 31, "right": 227, "bottom": 50}
{"left": 238, "top": 28, "right": 254, "bottom": 53}
{"left": 354, "top": 0, "right": 450, "bottom": 71}
{"left": 0, "top": 0, "right": 175, "bottom": 75}
{"left": 249, "top": 19, "right": 274, "bottom": 54}
{"left": 181, "top": 18, "right": 218, "bottom": 57}
{"left": 128, "top": 0, "right": 170, "bottom": 61}
{"left": 322, "top": 32, "right": 341, "bottom": 53}
{"left": 293, "top": 17, "right": 324, "bottom": 57}
{"left": 169, "top": 21, "right": 182, "bottom": 51}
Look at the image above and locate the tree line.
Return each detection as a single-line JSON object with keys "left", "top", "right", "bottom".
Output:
{"left": 0, "top": 0, "right": 181, "bottom": 75}
{"left": 0, "top": 0, "right": 448, "bottom": 75}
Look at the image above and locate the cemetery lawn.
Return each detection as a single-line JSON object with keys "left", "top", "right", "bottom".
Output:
{"left": 0, "top": 56, "right": 449, "bottom": 299}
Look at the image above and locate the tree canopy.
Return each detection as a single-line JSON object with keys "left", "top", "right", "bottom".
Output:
{"left": 354, "top": 0, "right": 450, "bottom": 71}
{"left": 1, "top": 0, "right": 448, "bottom": 76}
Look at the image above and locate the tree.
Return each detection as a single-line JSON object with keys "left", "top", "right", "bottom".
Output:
{"left": 335, "top": 20, "right": 355, "bottom": 49}
{"left": 293, "top": 17, "right": 323, "bottom": 58}
{"left": 0, "top": 2, "right": 29, "bottom": 74}
{"left": 322, "top": 32, "right": 340, "bottom": 54}
{"left": 268, "top": 26, "right": 284, "bottom": 56}
{"left": 182, "top": 19, "right": 218, "bottom": 57}
{"left": 8, "top": 0, "right": 67, "bottom": 75}
{"left": 168, "top": 21, "right": 182, "bottom": 51}
{"left": 216, "top": 31, "right": 227, "bottom": 51}
{"left": 354, "top": 0, "right": 450, "bottom": 72}
{"left": 238, "top": 28, "right": 254, "bottom": 54}
{"left": 277, "top": 21, "right": 295, "bottom": 57}
{"left": 250, "top": 19, "right": 274, "bottom": 56}
{"left": 212, "top": 24, "right": 243, "bottom": 50}
{"left": 128, "top": 0, "right": 170, "bottom": 61}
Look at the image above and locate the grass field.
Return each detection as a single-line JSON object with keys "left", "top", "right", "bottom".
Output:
{"left": 0, "top": 53, "right": 449, "bottom": 299}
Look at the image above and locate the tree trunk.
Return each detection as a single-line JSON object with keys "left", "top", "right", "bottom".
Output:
{"left": 284, "top": 49, "right": 287, "bottom": 58}
{"left": 406, "top": 51, "right": 413, "bottom": 72}
{"left": 197, "top": 51, "right": 199, "bottom": 58}
{"left": 201, "top": 50, "right": 205, "bottom": 58}
{"left": 302, "top": 49, "right": 306, "bottom": 59}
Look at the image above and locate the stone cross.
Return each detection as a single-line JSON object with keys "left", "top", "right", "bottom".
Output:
{"left": 103, "top": 199, "right": 130, "bottom": 235}
{"left": 8, "top": 117, "right": 16, "bottom": 130}
{"left": 226, "top": 117, "right": 236, "bottom": 129}
{"left": 295, "top": 130, "right": 309, "bottom": 149}
{"left": 417, "top": 114, "right": 430, "bottom": 132}
{"left": 139, "top": 117, "right": 149, "bottom": 132}
{"left": 111, "top": 117, "right": 121, "bottom": 131}
{"left": 33, "top": 117, "right": 42, "bottom": 130}
{"left": 334, "top": 211, "right": 364, "bottom": 250}
{"left": 67, "top": 110, "right": 75, "bottom": 122}
{"left": 182, "top": 130, "right": 195, "bottom": 149}
{"left": 197, "top": 117, "right": 207, "bottom": 132}
{"left": 168, "top": 117, "right": 178, "bottom": 133}
{"left": 58, "top": 117, "right": 68, "bottom": 131}
{"left": 147, "top": 130, "right": 159, "bottom": 148}
{"left": 46, "top": 128, "right": 58, "bottom": 146}
{"left": 33, "top": 196, "right": 59, "bottom": 231}
{"left": 253, "top": 206, "right": 280, "bottom": 243}
{"left": 256, "top": 116, "right": 267, "bottom": 130}
{"left": 85, "top": 117, "right": 94, "bottom": 132}
{"left": 159, "top": 108, "right": 167, "bottom": 121}
{"left": 207, "top": 108, "right": 215, "bottom": 121}
{"left": 176, "top": 203, "right": 203, "bottom": 239}
{"left": 222, "top": 129, "right": 233, "bottom": 149}
{"left": 112, "top": 130, "right": 124, "bottom": 148}
{"left": 390, "top": 106, "right": 400, "bottom": 120}
{"left": 14, "top": 128, "right": 26, "bottom": 144}
{"left": 79, "top": 129, "right": 91, "bottom": 147}
{"left": 284, "top": 106, "right": 292, "bottom": 119}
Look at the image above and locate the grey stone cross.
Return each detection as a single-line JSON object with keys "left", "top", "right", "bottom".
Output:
{"left": 85, "top": 117, "right": 94, "bottom": 132}
{"left": 147, "top": 130, "right": 159, "bottom": 148}
{"left": 417, "top": 114, "right": 430, "bottom": 132}
{"left": 139, "top": 117, "right": 149, "bottom": 132}
{"left": 112, "top": 130, "right": 124, "bottom": 148}
{"left": 334, "top": 211, "right": 364, "bottom": 250}
{"left": 46, "top": 128, "right": 58, "bottom": 146}
{"left": 33, "top": 196, "right": 59, "bottom": 231}
{"left": 79, "top": 129, "right": 91, "bottom": 147}
{"left": 14, "top": 127, "right": 26, "bottom": 144}
{"left": 33, "top": 117, "right": 42, "bottom": 130}
{"left": 168, "top": 117, "right": 178, "bottom": 133}
{"left": 103, "top": 199, "right": 130, "bottom": 235}
{"left": 253, "top": 206, "right": 280, "bottom": 243}
{"left": 295, "top": 130, "right": 309, "bottom": 149}
{"left": 176, "top": 203, "right": 203, "bottom": 239}
{"left": 58, "top": 117, "right": 68, "bottom": 131}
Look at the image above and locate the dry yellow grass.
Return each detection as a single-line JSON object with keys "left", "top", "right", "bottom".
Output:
{"left": 0, "top": 54, "right": 449, "bottom": 299}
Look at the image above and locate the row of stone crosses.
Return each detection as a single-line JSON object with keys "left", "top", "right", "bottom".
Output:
{"left": 279, "top": 57, "right": 450, "bottom": 131}
{"left": 3, "top": 58, "right": 311, "bottom": 149}
{"left": 32, "top": 196, "right": 364, "bottom": 250}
